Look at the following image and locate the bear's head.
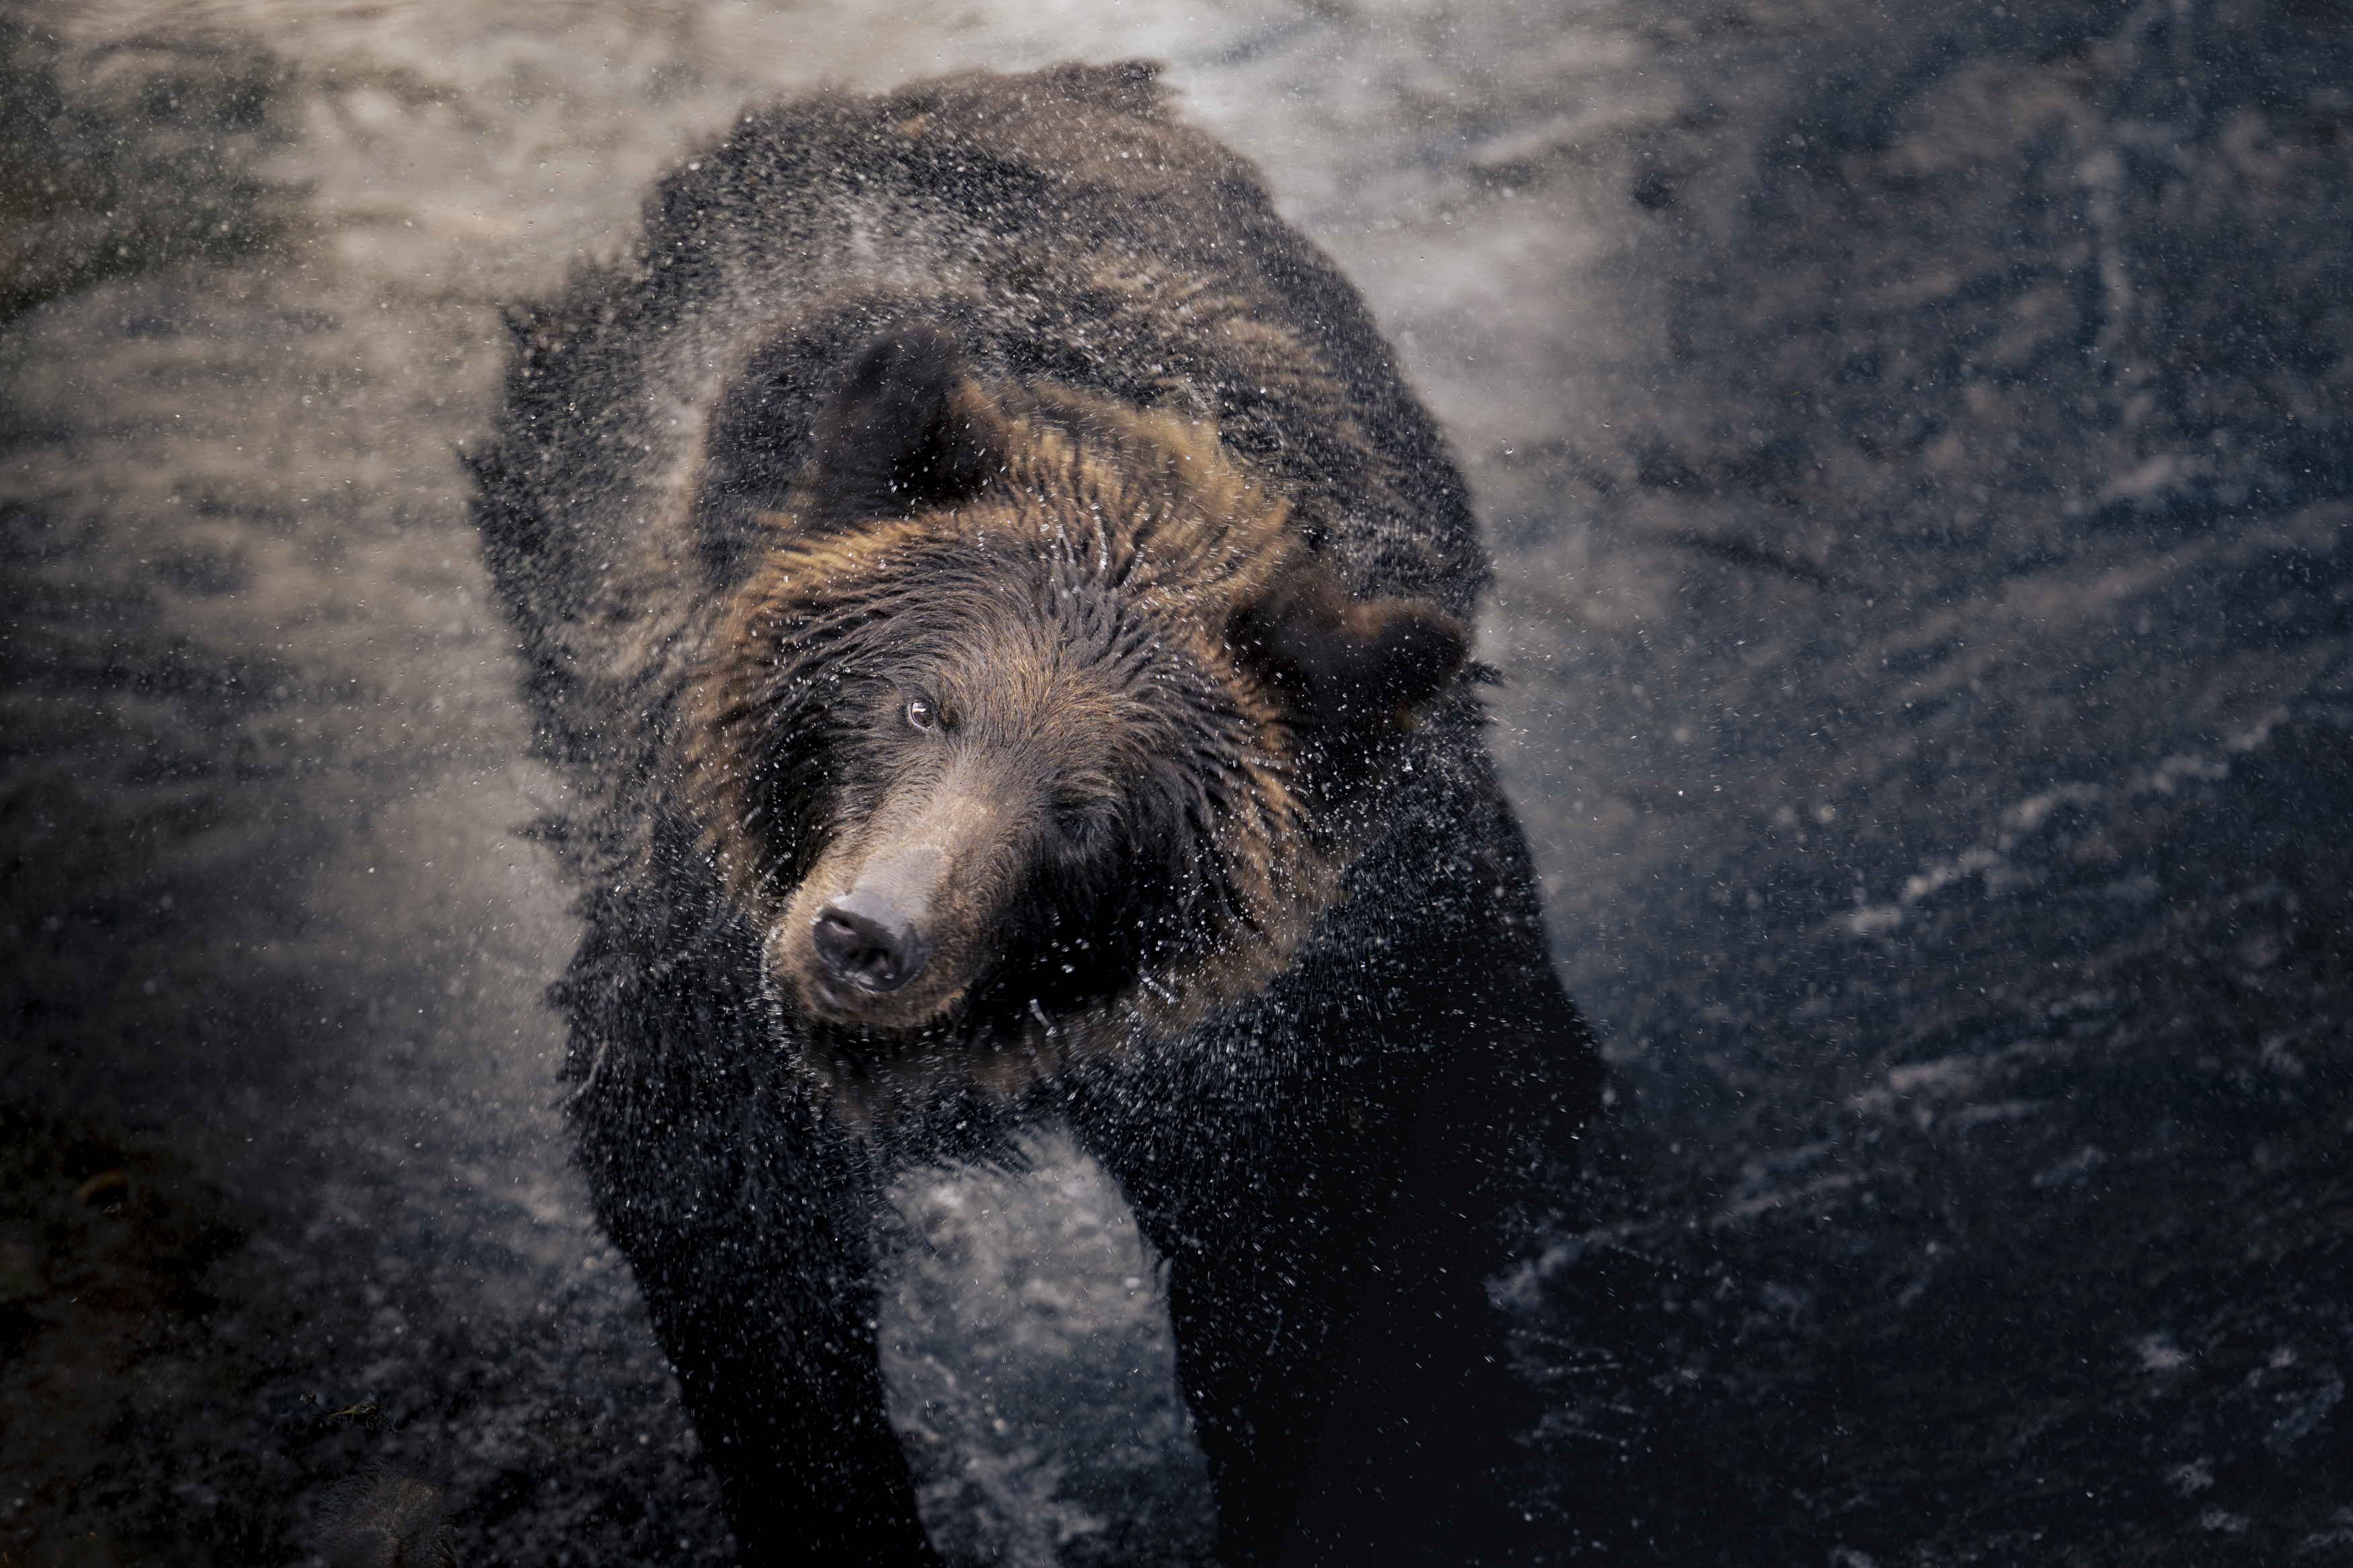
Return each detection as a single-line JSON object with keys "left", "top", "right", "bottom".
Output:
{"left": 687, "top": 327, "right": 1466, "bottom": 1117}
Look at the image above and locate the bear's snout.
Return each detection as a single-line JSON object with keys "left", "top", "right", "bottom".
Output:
{"left": 779, "top": 802, "right": 1004, "bottom": 1033}
{"left": 812, "top": 891, "right": 929, "bottom": 995}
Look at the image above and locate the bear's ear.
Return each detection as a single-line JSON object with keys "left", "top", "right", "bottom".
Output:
{"left": 803, "top": 326, "right": 1004, "bottom": 526}
{"left": 1229, "top": 556, "right": 1468, "bottom": 725}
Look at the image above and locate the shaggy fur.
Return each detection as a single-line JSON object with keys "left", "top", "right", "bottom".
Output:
{"left": 686, "top": 352, "right": 1460, "bottom": 1119}
{"left": 471, "top": 59, "right": 1601, "bottom": 1566}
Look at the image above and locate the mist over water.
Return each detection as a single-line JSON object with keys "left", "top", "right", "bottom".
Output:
{"left": 4, "top": 0, "right": 2348, "bottom": 1563}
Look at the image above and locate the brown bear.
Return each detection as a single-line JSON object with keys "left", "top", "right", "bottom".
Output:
{"left": 469, "top": 60, "right": 1600, "bottom": 1565}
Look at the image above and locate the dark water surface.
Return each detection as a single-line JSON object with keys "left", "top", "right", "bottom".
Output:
{"left": 3, "top": 0, "right": 2348, "bottom": 1563}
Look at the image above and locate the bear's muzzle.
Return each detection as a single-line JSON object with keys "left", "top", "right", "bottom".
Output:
{"left": 781, "top": 779, "right": 1015, "bottom": 1034}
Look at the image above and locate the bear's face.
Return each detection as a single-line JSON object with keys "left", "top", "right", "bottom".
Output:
{"left": 768, "top": 561, "right": 1252, "bottom": 1039}
{"left": 688, "top": 328, "right": 1466, "bottom": 1114}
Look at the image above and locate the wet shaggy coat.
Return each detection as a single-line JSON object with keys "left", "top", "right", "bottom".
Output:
{"left": 471, "top": 60, "right": 1601, "bottom": 1566}
{"left": 686, "top": 363, "right": 1469, "bottom": 1118}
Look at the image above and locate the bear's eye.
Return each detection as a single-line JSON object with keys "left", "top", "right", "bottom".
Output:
{"left": 905, "top": 697, "right": 939, "bottom": 731}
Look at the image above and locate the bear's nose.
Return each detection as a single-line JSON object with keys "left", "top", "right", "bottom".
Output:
{"left": 812, "top": 891, "right": 929, "bottom": 994}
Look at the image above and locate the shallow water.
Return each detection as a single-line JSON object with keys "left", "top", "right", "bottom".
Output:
{"left": 4, "top": 0, "right": 2348, "bottom": 1562}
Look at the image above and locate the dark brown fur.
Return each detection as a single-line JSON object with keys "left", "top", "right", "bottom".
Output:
{"left": 472, "top": 62, "right": 1599, "bottom": 1566}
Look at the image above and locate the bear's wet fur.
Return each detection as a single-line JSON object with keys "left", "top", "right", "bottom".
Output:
{"left": 687, "top": 329, "right": 1474, "bottom": 1118}
{"left": 471, "top": 60, "right": 1602, "bottom": 1565}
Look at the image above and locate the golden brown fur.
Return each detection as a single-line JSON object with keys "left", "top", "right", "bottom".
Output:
{"left": 686, "top": 373, "right": 1433, "bottom": 1121}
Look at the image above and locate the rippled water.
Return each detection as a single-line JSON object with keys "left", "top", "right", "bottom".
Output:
{"left": 5, "top": 0, "right": 2348, "bottom": 1561}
